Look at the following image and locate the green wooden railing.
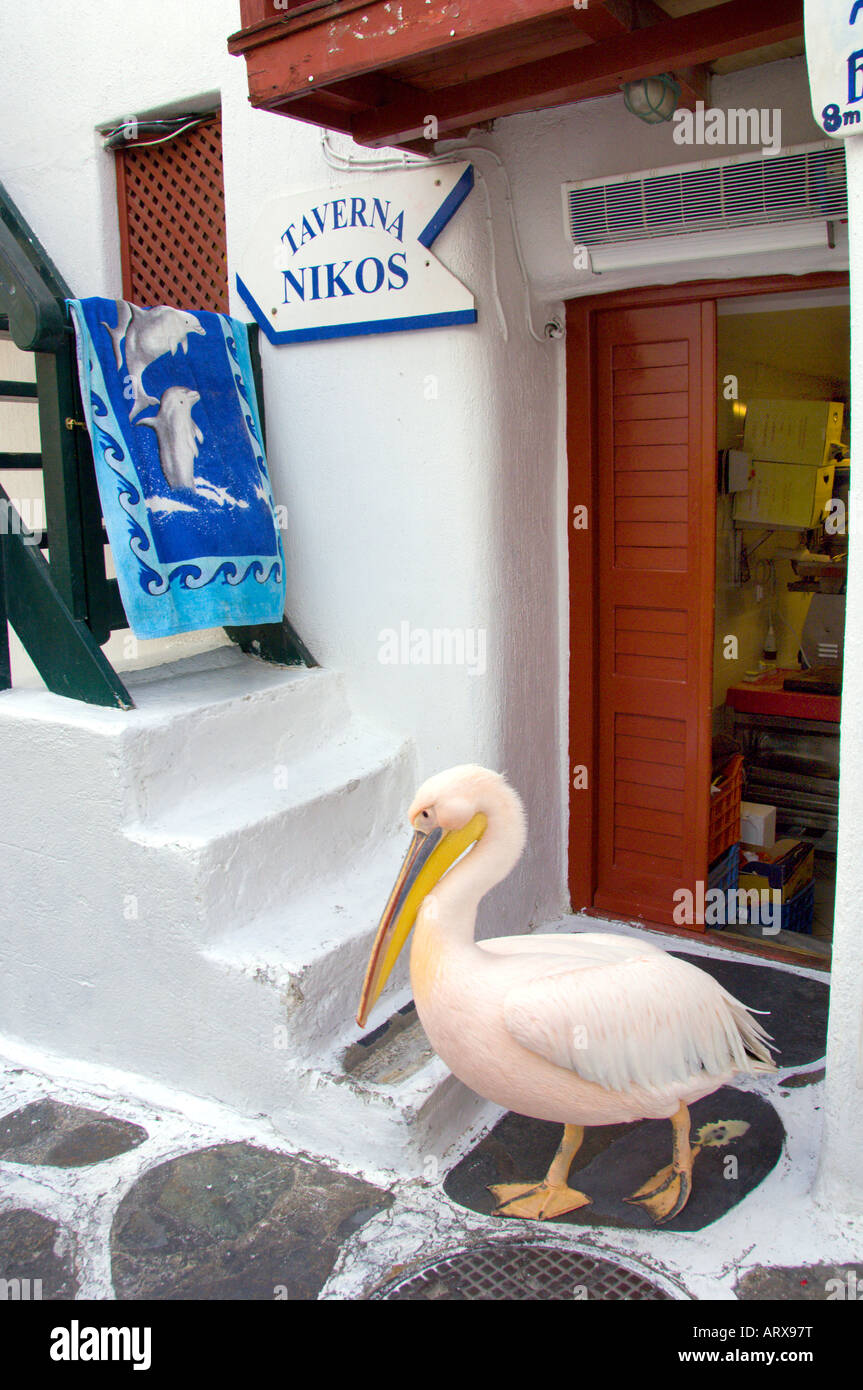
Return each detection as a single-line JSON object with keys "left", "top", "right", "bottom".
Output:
{"left": 0, "top": 182, "right": 313, "bottom": 708}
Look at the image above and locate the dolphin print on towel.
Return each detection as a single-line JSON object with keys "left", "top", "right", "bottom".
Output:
{"left": 136, "top": 386, "right": 203, "bottom": 492}
{"left": 103, "top": 300, "right": 205, "bottom": 420}
{"left": 68, "top": 296, "right": 286, "bottom": 639}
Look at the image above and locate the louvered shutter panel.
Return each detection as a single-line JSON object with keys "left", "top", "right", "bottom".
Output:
{"left": 593, "top": 302, "right": 716, "bottom": 927}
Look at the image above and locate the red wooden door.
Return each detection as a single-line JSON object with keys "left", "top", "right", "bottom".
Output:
{"left": 592, "top": 301, "right": 716, "bottom": 927}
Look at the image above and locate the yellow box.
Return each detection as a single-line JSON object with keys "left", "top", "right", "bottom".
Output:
{"left": 743, "top": 399, "right": 844, "bottom": 469}
{"left": 739, "top": 838, "right": 814, "bottom": 904}
{"left": 733, "top": 458, "right": 835, "bottom": 530}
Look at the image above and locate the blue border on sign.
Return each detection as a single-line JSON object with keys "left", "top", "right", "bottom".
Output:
{"left": 417, "top": 164, "right": 475, "bottom": 248}
{"left": 236, "top": 276, "right": 477, "bottom": 345}
{"left": 237, "top": 163, "right": 476, "bottom": 346}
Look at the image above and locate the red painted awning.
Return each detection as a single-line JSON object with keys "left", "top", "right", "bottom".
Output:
{"left": 228, "top": 0, "right": 804, "bottom": 152}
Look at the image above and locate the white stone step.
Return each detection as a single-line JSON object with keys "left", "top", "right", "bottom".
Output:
{"left": 185, "top": 951, "right": 497, "bottom": 1173}
{"left": 0, "top": 647, "right": 489, "bottom": 1172}
{"left": 201, "top": 861, "right": 499, "bottom": 1171}
{"left": 274, "top": 1038, "right": 497, "bottom": 1176}
{"left": 128, "top": 719, "right": 416, "bottom": 937}
{"left": 0, "top": 649, "right": 354, "bottom": 830}
{"left": 204, "top": 828, "right": 418, "bottom": 1050}
{"left": 122, "top": 650, "right": 354, "bottom": 822}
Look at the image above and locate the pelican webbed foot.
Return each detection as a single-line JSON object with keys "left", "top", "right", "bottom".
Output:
{"left": 625, "top": 1101, "right": 694, "bottom": 1224}
{"left": 625, "top": 1163, "right": 692, "bottom": 1223}
{"left": 489, "top": 1122, "right": 591, "bottom": 1220}
{"left": 489, "top": 1180, "right": 591, "bottom": 1220}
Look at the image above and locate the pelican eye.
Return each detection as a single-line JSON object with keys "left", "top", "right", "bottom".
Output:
{"left": 415, "top": 807, "right": 439, "bottom": 833}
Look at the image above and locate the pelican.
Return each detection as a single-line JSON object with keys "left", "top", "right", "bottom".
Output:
{"left": 357, "top": 765, "right": 775, "bottom": 1223}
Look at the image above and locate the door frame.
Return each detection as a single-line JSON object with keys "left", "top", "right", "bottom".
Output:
{"left": 566, "top": 270, "right": 850, "bottom": 923}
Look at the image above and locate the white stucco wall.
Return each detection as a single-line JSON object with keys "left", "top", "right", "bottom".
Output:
{"left": 0, "top": 6, "right": 846, "bottom": 940}
{"left": 2, "top": 5, "right": 861, "bottom": 1205}
{"left": 496, "top": 56, "right": 839, "bottom": 300}
{"left": 0, "top": 0, "right": 565, "bottom": 934}
{"left": 0, "top": 6, "right": 236, "bottom": 683}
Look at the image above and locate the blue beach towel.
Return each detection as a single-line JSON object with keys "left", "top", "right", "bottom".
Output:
{"left": 68, "top": 297, "right": 286, "bottom": 639}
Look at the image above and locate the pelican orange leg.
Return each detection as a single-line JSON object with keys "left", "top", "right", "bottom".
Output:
{"left": 626, "top": 1101, "right": 694, "bottom": 1224}
{"left": 489, "top": 1122, "right": 592, "bottom": 1220}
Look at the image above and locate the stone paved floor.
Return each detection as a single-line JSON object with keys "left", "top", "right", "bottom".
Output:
{"left": 1, "top": 1037, "right": 862, "bottom": 1302}
{"left": 0, "top": 1053, "right": 397, "bottom": 1301}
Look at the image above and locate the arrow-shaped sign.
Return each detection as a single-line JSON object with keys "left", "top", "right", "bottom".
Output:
{"left": 236, "top": 162, "right": 476, "bottom": 345}
{"left": 805, "top": 0, "right": 863, "bottom": 137}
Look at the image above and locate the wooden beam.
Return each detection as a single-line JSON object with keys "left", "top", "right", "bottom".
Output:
{"left": 266, "top": 96, "right": 356, "bottom": 134}
{"left": 673, "top": 64, "right": 711, "bottom": 112}
{"left": 235, "top": 0, "right": 397, "bottom": 52}
{"left": 351, "top": 0, "right": 802, "bottom": 146}
{"left": 304, "top": 71, "right": 421, "bottom": 111}
{"left": 243, "top": 63, "right": 421, "bottom": 117}
{"left": 231, "top": 0, "right": 588, "bottom": 98}
{"left": 572, "top": 1, "right": 640, "bottom": 43}
{"left": 574, "top": 1, "right": 677, "bottom": 43}
{"left": 589, "top": 1, "right": 711, "bottom": 111}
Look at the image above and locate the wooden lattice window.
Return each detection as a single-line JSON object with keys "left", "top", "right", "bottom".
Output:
{"left": 114, "top": 113, "right": 229, "bottom": 313}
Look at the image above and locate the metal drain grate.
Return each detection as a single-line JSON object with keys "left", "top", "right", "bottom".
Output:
{"left": 373, "top": 1242, "right": 674, "bottom": 1301}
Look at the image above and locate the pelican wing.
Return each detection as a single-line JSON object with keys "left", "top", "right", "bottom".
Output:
{"left": 480, "top": 930, "right": 666, "bottom": 965}
{"left": 502, "top": 952, "right": 774, "bottom": 1093}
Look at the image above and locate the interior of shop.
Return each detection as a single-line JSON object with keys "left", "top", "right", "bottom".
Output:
{"left": 711, "top": 288, "right": 850, "bottom": 959}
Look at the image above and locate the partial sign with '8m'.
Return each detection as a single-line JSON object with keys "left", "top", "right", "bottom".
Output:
{"left": 806, "top": 1, "right": 863, "bottom": 136}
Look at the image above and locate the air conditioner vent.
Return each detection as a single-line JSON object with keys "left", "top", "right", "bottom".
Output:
{"left": 564, "top": 142, "right": 847, "bottom": 247}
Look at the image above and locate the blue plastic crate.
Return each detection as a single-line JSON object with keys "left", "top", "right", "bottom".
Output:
{"left": 781, "top": 880, "right": 815, "bottom": 935}
{"left": 708, "top": 847, "right": 813, "bottom": 934}
{"left": 708, "top": 842, "right": 740, "bottom": 898}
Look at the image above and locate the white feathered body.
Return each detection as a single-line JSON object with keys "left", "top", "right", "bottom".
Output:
{"left": 410, "top": 919, "right": 773, "bottom": 1128}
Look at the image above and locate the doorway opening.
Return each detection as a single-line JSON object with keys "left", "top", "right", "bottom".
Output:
{"left": 566, "top": 273, "right": 849, "bottom": 965}
{"left": 712, "top": 288, "right": 849, "bottom": 959}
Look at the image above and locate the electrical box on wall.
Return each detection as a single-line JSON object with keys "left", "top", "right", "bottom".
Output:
{"left": 743, "top": 399, "right": 844, "bottom": 469}
{"left": 733, "top": 458, "right": 836, "bottom": 530}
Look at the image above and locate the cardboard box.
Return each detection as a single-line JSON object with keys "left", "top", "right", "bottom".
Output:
{"left": 732, "top": 457, "right": 835, "bottom": 530}
{"left": 739, "top": 838, "right": 814, "bottom": 903}
{"left": 743, "top": 399, "right": 844, "bottom": 469}
{"left": 740, "top": 800, "right": 776, "bottom": 848}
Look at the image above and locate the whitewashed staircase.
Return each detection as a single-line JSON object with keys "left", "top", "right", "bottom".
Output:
{"left": 0, "top": 649, "right": 493, "bottom": 1175}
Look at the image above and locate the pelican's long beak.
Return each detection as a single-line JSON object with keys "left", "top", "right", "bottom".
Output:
{"left": 356, "top": 812, "right": 487, "bottom": 1029}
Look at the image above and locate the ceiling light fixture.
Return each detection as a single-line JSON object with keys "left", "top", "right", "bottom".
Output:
{"left": 622, "top": 73, "right": 680, "bottom": 124}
